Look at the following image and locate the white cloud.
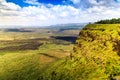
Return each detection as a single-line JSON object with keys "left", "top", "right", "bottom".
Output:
{"left": 23, "top": 0, "right": 41, "bottom": 5}
{"left": 0, "top": 0, "right": 120, "bottom": 27}
{"left": 1, "top": 2, "right": 21, "bottom": 10}
{"left": 0, "top": 0, "right": 5, "bottom": 2}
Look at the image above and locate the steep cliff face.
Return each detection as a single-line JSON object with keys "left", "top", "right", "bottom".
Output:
{"left": 41, "top": 24, "right": 120, "bottom": 80}
{"left": 72, "top": 24, "right": 120, "bottom": 79}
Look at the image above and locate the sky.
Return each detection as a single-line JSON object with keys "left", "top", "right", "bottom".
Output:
{"left": 0, "top": 0, "right": 120, "bottom": 26}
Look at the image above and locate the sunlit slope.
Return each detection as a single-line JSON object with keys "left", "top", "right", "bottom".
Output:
{"left": 41, "top": 24, "right": 120, "bottom": 80}
{"left": 0, "top": 43, "right": 72, "bottom": 80}
{"left": 0, "top": 53, "right": 41, "bottom": 80}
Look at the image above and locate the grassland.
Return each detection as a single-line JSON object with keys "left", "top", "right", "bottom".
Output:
{"left": 1, "top": 24, "right": 119, "bottom": 80}
{"left": 0, "top": 28, "right": 79, "bottom": 80}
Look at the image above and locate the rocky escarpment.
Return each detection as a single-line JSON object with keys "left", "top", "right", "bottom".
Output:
{"left": 41, "top": 24, "right": 120, "bottom": 80}
{"left": 73, "top": 24, "right": 120, "bottom": 79}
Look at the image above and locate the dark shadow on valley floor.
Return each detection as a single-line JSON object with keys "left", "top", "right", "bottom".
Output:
{"left": 4, "top": 29, "right": 34, "bottom": 32}
{"left": 0, "top": 42, "right": 42, "bottom": 51}
{"left": 51, "top": 36, "right": 77, "bottom": 44}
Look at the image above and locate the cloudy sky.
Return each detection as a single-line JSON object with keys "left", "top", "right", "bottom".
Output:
{"left": 0, "top": 0, "right": 120, "bottom": 26}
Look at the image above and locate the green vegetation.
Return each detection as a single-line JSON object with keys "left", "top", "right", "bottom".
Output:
{"left": 0, "top": 53, "right": 41, "bottom": 80}
{"left": 0, "top": 28, "right": 75, "bottom": 80}
{"left": 95, "top": 18, "right": 120, "bottom": 24}
{"left": 1, "top": 24, "right": 120, "bottom": 80}
{"left": 0, "top": 42, "right": 73, "bottom": 80}
{"left": 0, "top": 43, "right": 73, "bottom": 80}
{"left": 40, "top": 24, "right": 120, "bottom": 80}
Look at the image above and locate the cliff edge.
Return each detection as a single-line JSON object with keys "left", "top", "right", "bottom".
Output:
{"left": 41, "top": 24, "right": 120, "bottom": 80}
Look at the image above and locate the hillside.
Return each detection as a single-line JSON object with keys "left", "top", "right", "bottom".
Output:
{"left": 40, "top": 24, "right": 120, "bottom": 80}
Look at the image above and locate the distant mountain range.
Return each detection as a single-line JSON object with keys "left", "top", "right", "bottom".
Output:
{"left": 0, "top": 23, "right": 87, "bottom": 30}
{"left": 46, "top": 23, "right": 87, "bottom": 31}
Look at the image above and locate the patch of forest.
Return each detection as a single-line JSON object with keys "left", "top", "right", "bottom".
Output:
{"left": 95, "top": 18, "right": 120, "bottom": 24}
